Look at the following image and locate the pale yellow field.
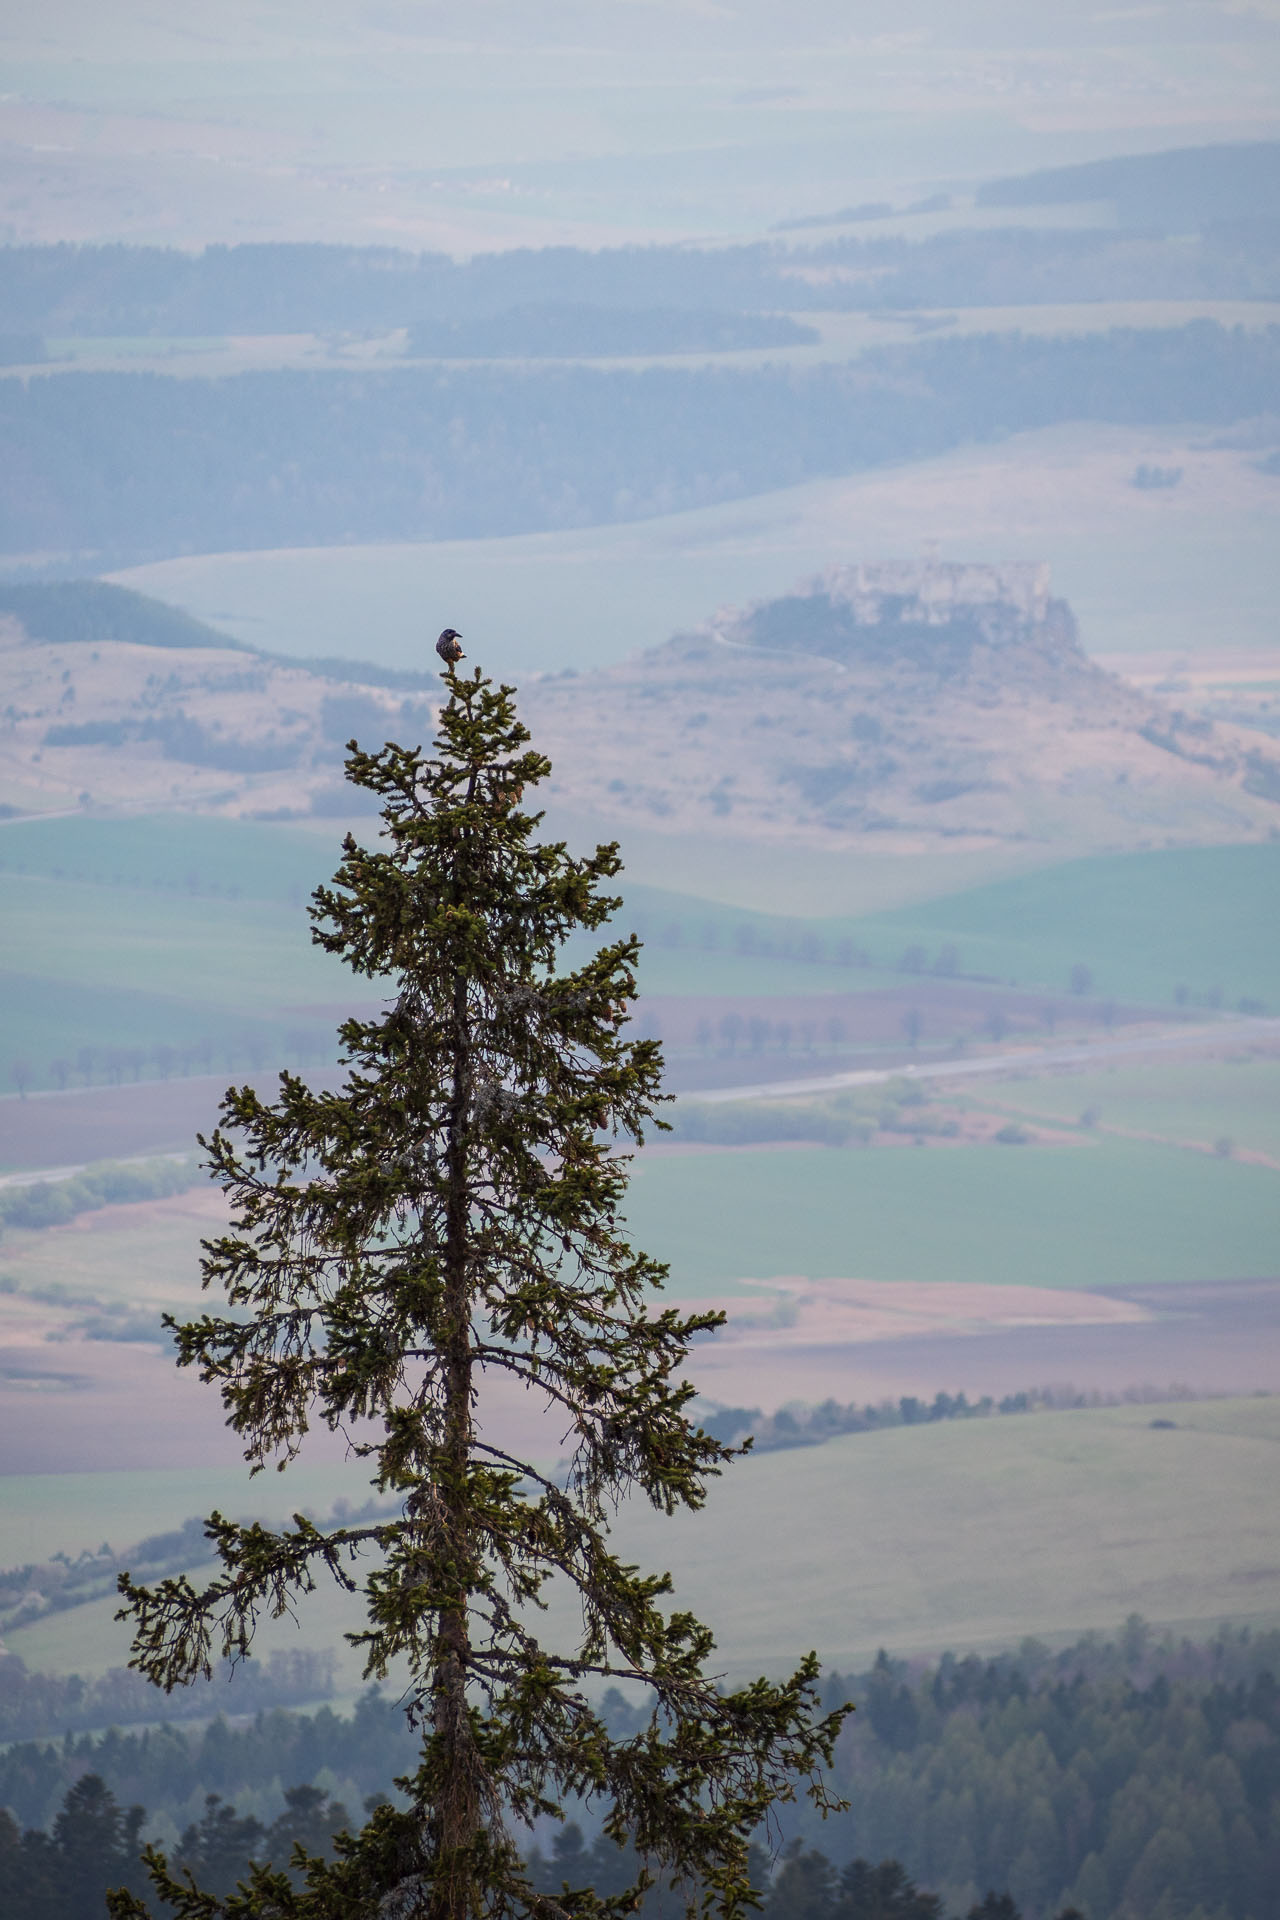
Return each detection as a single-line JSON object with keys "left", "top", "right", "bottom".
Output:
{"left": 9, "top": 1397, "right": 1279, "bottom": 1697}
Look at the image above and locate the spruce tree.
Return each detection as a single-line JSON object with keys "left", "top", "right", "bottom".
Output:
{"left": 110, "top": 668, "right": 848, "bottom": 1920}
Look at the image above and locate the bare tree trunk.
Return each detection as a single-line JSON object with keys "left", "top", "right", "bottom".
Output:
{"left": 430, "top": 841, "right": 482, "bottom": 1920}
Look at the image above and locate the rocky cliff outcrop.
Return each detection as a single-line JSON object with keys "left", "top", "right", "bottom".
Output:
{"left": 523, "top": 562, "right": 1280, "bottom": 853}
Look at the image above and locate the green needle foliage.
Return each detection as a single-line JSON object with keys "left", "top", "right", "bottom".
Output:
{"left": 109, "top": 668, "right": 849, "bottom": 1920}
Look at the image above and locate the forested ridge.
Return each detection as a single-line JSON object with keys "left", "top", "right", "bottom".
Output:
{"left": 3, "top": 323, "right": 1276, "bottom": 567}
{"left": 2, "top": 1624, "right": 1276, "bottom": 1919}
{"left": 977, "top": 142, "right": 1280, "bottom": 228}
{"left": 1, "top": 211, "right": 1277, "bottom": 336}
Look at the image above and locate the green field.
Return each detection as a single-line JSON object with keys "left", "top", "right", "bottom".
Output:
{"left": 0, "top": 856, "right": 890, "bottom": 1092}
{"left": 0, "top": 876, "right": 341, "bottom": 1010}
{"left": 0, "top": 813, "right": 1053, "bottom": 1095}
{"left": 625, "top": 1138, "right": 1280, "bottom": 1295}
{"left": 3, "top": 822, "right": 1278, "bottom": 1093}
{"left": 0, "top": 827, "right": 898, "bottom": 1008}
{"left": 0, "top": 970, "right": 284, "bottom": 1085}
{"left": 840, "top": 843, "right": 1280, "bottom": 1010}
{"left": 0, "top": 812, "right": 960, "bottom": 941}
{"left": 110, "top": 420, "right": 1280, "bottom": 677}
{"left": 0, "top": 802, "right": 1045, "bottom": 920}
{"left": 0, "top": 817, "right": 371, "bottom": 1090}
{"left": 9, "top": 1398, "right": 1279, "bottom": 1689}
{"left": 6, "top": 1128, "right": 1274, "bottom": 1314}
{"left": 0, "top": 813, "right": 336, "bottom": 904}
{"left": 623, "top": 841, "right": 1280, "bottom": 1008}
{"left": 550, "top": 815, "right": 1051, "bottom": 919}
{"left": 981, "top": 1055, "right": 1280, "bottom": 1164}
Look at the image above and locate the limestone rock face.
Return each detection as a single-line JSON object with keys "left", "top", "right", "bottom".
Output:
{"left": 729, "top": 559, "right": 1054, "bottom": 645}
{"left": 710, "top": 560, "right": 1080, "bottom": 685}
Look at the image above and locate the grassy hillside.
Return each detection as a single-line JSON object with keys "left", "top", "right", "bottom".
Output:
{"left": 0, "top": 853, "right": 350, "bottom": 1096}
{"left": 8, "top": 1398, "right": 1279, "bottom": 1689}
{"left": 0, "top": 814, "right": 1032, "bottom": 976}
{"left": 612, "top": 843, "right": 1280, "bottom": 1008}
{"left": 0, "top": 875, "right": 343, "bottom": 1013}
{"left": 0, "top": 970, "right": 290, "bottom": 1088}
{"left": 0, "top": 857, "right": 889, "bottom": 1094}
{"left": 978, "top": 141, "right": 1280, "bottom": 226}
{"left": 0, "top": 580, "right": 242, "bottom": 652}
{"left": 842, "top": 843, "right": 1280, "bottom": 1011}
{"left": 584, "top": 1394, "right": 1280, "bottom": 1673}
{"left": 0, "top": 813, "right": 338, "bottom": 904}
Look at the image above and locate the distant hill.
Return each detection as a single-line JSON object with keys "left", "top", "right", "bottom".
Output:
{"left": 3, "top": 565, "right": 1279, "bottom": 854}
{"left": 2, "top": 325, "right": 1278, "bottom": 570}
{"left": 0, "top": 580, "right": 246, "bottom": 652}
{"left": 1, "top": 222, "right": 1276, "bottom": 343}
{"left": 522, "top": 561, "right": 1280, "bottom": 855}
{"left": 978, "top": 141, "right": 1280, "bottom": 229}
{"left": 0, "top": 586, "right": 437, "bottom": 819}
{"left": 0, "top": 579, "right": 436, "bottom": 688}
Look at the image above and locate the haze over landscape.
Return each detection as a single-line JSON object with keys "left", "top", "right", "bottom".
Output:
{"left": 2, "top": 5, "right": 1280, "bottom": 1918}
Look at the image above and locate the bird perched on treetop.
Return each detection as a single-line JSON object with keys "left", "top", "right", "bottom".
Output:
{"left": 436, "top": 627, "right": 465, "bottom": 665}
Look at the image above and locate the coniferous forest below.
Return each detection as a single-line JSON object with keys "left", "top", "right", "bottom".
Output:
{"left": 2, "top": 1625, "right": 1277, "bottom": 1920}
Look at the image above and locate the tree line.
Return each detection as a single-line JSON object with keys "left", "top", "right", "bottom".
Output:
{"left": 404, "top": 305, "right": 818, "bottom": 359}
{"left": 0, "top": 1156, "right": 198, "bottom": 1233}
{"left": 0, "top": 1649, "right": 336, "bottom": 1747}
{"left": 0, "top": 1774, "right": 353, "bottom": 1920}
{"left": 2, "top": 323, "right": 1275, "bottom": 567}
{"left": 3, "top": 1624, "right": 1276, "bottom": 1919}
{"left": 695, "top": 1387, "right": 1206, "bottom": 1455}
{"left": 0, "top": 1773, "right": 1054, "bottom": 1920}
{"left": 7, "top": 1026, "right": 332, "bottom": 1100}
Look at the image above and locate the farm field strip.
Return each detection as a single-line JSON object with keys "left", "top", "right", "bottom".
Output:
{"left": 0, "top": 875, "right": 343, "bottom": 1011}
{"left": 5, "top": 1119, "right": 1277, "bottom": 1338}
{"left": 623, "top": 1135, "right": 1280, "bottom": 1296}
{"left": 4, "top": 835, "right": 1279, "bottom": 1099}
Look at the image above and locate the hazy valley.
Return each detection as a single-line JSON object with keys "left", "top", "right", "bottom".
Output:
{"left": 2, "top": 40, "right": 1279, "bottom": 1913}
